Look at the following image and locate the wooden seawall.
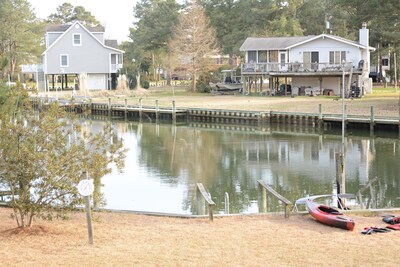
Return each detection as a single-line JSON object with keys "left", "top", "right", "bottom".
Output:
{"left": 30, "top": 97, "right": 400, "bottom": 134}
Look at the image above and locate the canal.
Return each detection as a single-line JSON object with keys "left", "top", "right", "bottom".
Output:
{"left": 86, "top": 118, "right": 400, "bottom": 215}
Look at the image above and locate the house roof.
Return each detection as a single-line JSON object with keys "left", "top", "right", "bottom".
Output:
{"left": 239, "top": 36, "right": 315, "bottom": 51}
{"left": 105, "top": 39, "right": 118, "bottom": 49}
{"left": 46, "top": 24, "right": 105, "bottom": 33}
{"left": 240, "top": 34, "right": 376, "bottom": 51}
{"left": 43, "top": 21, "right": 124, "bottom": 55}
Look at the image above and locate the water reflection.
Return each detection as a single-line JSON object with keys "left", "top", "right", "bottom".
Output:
{"left": 90, "top": 118, "right": 400, "bottom": 214}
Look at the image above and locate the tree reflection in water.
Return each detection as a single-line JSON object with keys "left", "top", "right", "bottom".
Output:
{"left": 97, "top": 119, "right": 400, "bottom": 214}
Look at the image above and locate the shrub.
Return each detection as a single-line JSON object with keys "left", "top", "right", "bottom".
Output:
{"left": 140, "top": 80, "right": 150, "bottom": 89}
{"left": 196, "top": 80, "right": 211, "bottom": 93}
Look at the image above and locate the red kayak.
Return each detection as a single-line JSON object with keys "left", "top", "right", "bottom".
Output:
{"left": 306, "top": 199, "right": 355, "bottom": 231}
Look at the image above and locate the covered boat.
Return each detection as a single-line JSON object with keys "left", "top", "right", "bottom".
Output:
{"left": 306, "top": 199, "right": 355, "bottom": 231}
{"left": 209, "top": 69, "right": 242, "bottom": 94}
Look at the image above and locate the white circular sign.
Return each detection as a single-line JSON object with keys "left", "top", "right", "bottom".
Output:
{"left": 77, "top": 179, "right": 94, "bottom": 196}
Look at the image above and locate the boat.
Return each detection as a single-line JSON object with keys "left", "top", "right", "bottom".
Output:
{"left": 210, "top": 70, "right": 242, "bottom": 94}
{"left": 294, "top": 193, "right": 356, "bottom": 210}
{"left": 305, "top": 199, "right": 355, "bottom": 231}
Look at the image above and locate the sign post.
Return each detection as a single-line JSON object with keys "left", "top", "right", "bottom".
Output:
{"left": 77, "top": 177, "right": 94, "bottom": 245}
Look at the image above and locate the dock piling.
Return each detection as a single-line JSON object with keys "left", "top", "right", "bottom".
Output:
{"left": 172, "top": 100, "right": 176, "bottom": 123}
{"left": 108, "top": 97, "right": 111, "bottom": 117}
{"left": 139, "top": 98, "right": 143, "bottom": 120}
{"left": 124, "top": 99, "right": 128, "bottom": 119}
{"left": 370, "top": 106, "right": 375, "bottom": 133}
{"left": 155, "top": 100, "right": 159, "bottom": 122}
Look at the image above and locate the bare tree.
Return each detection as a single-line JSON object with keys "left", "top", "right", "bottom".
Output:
{"left": 169, "top": 1, "right": 218, "bottom": 91}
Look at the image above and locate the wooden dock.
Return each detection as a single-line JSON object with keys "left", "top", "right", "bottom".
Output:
{"left": 30, "top": 97, "right": 400, "bottom": 133}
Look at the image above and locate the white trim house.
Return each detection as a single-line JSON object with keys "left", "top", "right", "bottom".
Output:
{"left": 40, "top": 21, "right": 124, "bottom": 91}
{"left": 240, "top": 23, "right": 375, "bottom": 96}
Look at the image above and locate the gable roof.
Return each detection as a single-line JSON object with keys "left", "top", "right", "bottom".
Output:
{"left": 43, "top": 21, "right": 124, "bottom": 55}
{"left": 46, "top": 24, "right": 105, "bottom": 33}
{"left": 240, "top": 34, "right": 375, "bottom": 51}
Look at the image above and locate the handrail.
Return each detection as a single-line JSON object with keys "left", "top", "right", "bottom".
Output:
{"left": 196, "top": 183, "right": 215, "bottom": 221}
{"left": 258, "top": 180, "right": 292, "bottom": 218}
{"left": 0, "top": 190, "right": 12, "bottom": 203}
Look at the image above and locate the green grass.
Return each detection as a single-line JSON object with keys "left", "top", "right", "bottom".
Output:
{"left": 372, "top": 86, "right": 399, "bottom": 95}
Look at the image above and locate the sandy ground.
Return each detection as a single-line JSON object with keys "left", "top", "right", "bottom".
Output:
{"left": 1, "top": 208, "right": 399, "bottom": 267}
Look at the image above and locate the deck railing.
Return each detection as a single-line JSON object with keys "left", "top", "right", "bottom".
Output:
{"left": 241, "top": 62, "right": 355, "bottom": 74}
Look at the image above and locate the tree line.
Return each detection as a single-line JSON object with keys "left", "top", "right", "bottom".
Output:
{"left": 0, "top": 0, "right": 399, "bottom": 90}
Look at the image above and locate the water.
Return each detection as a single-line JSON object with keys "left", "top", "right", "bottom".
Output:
{"left": 85, "top": 118, "right": 400, "bottom": 215}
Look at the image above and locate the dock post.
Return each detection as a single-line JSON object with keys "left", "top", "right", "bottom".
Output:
{"left": 258, "top": 183, "right": 267, "bottom": 213}
{"left": 172, "top": 100, "right": 176, "bottom": 123}
{"left": 370, "top": 106, "right": 375, "bottom": 133}
{"left": 88, "top": 98, "right": 92, "bottom": 116}
{"left": 155, "top": 100, "right": 159, "bottom": 122}
{"left": 108, "top": 97, "right": 111, "bottom": 117}
{"left": 139, "top": 98, "right": 143, "bottom": 120}
{"left": 124, "top": 99, "right": 128, "bottom": 120}
{"left": 224, "top": 192, "right": 230, "bottom": 214}
{"left": 318, "top": 103, "right": 323, "bottom": 129}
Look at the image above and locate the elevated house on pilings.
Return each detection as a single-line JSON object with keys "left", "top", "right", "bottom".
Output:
{"left": 22, "top": 21, "right": 124, "bottom": 92}
{"left": 239, "top": 23, "right": 375, "bottom": 97}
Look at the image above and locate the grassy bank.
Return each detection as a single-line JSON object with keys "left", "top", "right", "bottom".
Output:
{"left": 41, "top": 86, "right": 400, "bottom": 118}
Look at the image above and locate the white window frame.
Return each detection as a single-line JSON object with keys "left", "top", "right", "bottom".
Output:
{"left": 329, "top": 51, "right": 346, "bottom": 64}
{"left": 73, "top": 33, "right": 81, "bottom": 46}
{"left": 60, "top": 54, "right": 69, "bottom": 67}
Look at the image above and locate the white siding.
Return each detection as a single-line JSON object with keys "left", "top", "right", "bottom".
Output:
{"left": 289, "top": 38, "right": 362, "bottom": 67}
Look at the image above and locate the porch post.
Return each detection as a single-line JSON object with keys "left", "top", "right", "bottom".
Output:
{"left": 65, "top": 74, "right": 68, "bottom": 89}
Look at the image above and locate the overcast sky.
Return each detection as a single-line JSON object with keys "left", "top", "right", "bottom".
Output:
{"left": 28, "top": 0, "right": 136, "bottom": 43}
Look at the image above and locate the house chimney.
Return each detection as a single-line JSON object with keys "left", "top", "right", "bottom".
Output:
{"left": 359, "top": 22, "right": 369, "bottom": 47}
{"left": 359, "top": 22, "right": 372, "bottom": 94}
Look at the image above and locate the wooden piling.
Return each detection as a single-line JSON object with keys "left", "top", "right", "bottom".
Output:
{"left": 370, "top": 106, "right": 375, "bottom": 133}
{"left": 172, "top": 100, "right": 176, "bottom": 123}
{"left": 155, "top": 100, "right": 159, "bottom": 122}
{"left": 224, "top": 192, "right": 230, "bottom": 214}
{"left": 139, "top": 98, "right": 143, "bottom": 120}
{"left": 108, "top": 97, "right": 111, "bottom": 117}
{"left": 318, "top": 104, "right": 323, "bottom": 129}
{"left": 124, "top": 99, "right": 128, "bottom": 119}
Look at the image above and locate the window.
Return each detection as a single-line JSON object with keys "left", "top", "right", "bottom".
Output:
{"left": 329, "top": 51, "right": 346, "bottom": 64}
{"left": 60, "top": 54, "right": 68, "bottom": 67}
{"left": 382, "top": 58, "right": 389, "bottom": 66}
{"left": 73, "top": 34, "right": 81, "bottom": 46}
{"left": 258, "top": 51, "right": 268, "bottom": 62}
{"left": 269, "top": 51, "right": 278, "bottom": 62}
{"left": 248, "top": 51, "right": 257, "bottom": 63}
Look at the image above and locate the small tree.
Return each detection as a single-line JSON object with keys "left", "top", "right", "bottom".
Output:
{"left": 0, "top": 85, "right": 127, "bottom": 227}
{"left": 169, "top": 0, "right": 218, "bottom": 92}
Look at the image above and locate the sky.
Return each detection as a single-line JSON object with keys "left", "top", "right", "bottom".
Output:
{"left": 28, "top": 0, "right": 136, "bottom": 43}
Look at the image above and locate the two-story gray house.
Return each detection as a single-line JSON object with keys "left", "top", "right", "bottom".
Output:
{"left": 42, "top": 21, "right": 124, "bottom": 91}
